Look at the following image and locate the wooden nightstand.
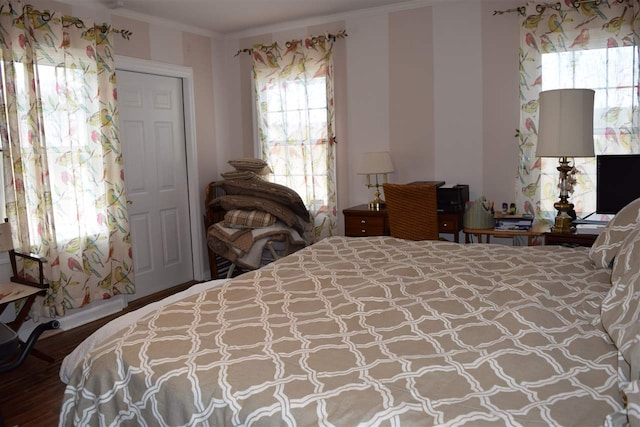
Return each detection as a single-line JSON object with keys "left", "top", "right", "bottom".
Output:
{"left": 544, "top": 231, "right": 599, "bottom": 247}
{"left": 343, "top": 204, "right": 389, "bottom": 237}
{"left": 343, "top": 204, "right": 463, "bottom": 242}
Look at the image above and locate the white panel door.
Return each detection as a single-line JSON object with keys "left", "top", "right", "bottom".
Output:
{"left": 118, "top": 70, "right": 193, "bottom": 300}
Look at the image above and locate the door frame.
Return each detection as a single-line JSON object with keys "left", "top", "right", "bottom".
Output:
{"left": 115, "top": 56, "right": 205, "bottom": 282}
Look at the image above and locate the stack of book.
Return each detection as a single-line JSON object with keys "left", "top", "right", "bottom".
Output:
{"left": 494, "top": 213, "right": 534, "bottom": 231}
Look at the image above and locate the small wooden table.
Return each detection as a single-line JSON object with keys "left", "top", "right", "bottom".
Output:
{"left": 464, "top": 222, "right": 550, "bottom": 246}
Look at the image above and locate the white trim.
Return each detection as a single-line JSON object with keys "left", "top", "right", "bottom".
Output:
{"left": 50, "top": 295, "right": 128, "bottom": 333}
{"left": 251, "top": 78, "right": 261, "bottom": 158}
{"left": 114, "top": 56, "right": 205, "bottom": 282}
{"left": 224, "top": 0, "right": 448, "bottom": 39}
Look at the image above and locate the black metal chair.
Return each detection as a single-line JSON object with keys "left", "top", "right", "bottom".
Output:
{"left": 0, "top": 221, "right": 58, "bottom": 367}
{"left": 0, "top": 319, "right": 59, "bottom": 372}
{"left": 0, "top": 221, "right": 59, "bottom": 427}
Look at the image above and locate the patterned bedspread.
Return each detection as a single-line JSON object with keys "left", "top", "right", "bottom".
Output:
{"left": 60, "top": 236, "right": 623, "bottom": 426}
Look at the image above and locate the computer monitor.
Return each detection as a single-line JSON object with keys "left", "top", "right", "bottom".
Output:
{"left": 596, "top": 154, "right": 640, "bottom": 214}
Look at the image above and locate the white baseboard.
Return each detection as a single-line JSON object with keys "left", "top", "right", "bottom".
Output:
{"left": 58, "top": 295, "right": 128, "bottom": 331}
{"left": 17, "top": 295, "right": 128, "bottom": 341}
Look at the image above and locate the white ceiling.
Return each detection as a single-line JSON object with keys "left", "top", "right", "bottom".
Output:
{"left": 62, "top": 0, "right": 429, "bottom": 35}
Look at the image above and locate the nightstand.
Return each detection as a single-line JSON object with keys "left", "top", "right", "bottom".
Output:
{"left": 343, "top": 204, "right": 389, "bottom": 237}
{"left": 343, "top": 204, "right": 463, "bottom": 242}
{"left": 544, "top": 231, "right": 599, "bottom": 247}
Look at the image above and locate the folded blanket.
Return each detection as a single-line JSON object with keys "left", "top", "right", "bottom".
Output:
{"left": 208, "top": 223, "right": 253, "bottom": 253}
{"left": 207, "top": 221, "right": 307, "bottom": 270}
{"left": 221, "top": 177, "right": 310, "bottom": 221}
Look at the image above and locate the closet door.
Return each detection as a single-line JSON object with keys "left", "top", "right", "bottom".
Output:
{"left": 118, "top": 70, "right": 193, "bottom": 300}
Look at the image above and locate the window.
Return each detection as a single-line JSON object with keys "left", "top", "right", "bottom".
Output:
{"left": 539, "top": 46, "right": 638, "bottom": 215}
{"left": 258, "top": 75, "right": 330, "bottom": 213}
{"left": 251, "top": 37, "right": 339, "bottom": 240}
{"left": 516, "top": 3, "right": 638, "bottom": 219}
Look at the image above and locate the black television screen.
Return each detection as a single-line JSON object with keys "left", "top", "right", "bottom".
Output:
{"left": 597, "top": 154, "right": 640, "bottom": 214}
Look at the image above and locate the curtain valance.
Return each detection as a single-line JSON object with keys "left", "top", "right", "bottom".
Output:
{"left": 0, "top": 3, "right": 132, "bottom": 39}
{"left": 234, "top": 29, "right": 347, "bottom": 57}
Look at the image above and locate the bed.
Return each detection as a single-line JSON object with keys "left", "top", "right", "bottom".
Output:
{"left": 58, "top": 201, "right": 640, "bottom": 426}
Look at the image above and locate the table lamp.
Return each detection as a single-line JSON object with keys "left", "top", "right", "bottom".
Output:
{"left": 536, "top": 88, "right": 595, "bottom": 233}
{"left": 357, "top": 151, "right": 394, "bottom": 210}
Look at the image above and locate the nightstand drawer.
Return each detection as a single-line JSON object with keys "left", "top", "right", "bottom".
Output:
{"left": 438, "top": 213, "right": 460, "bottom": 233}
{"left": 345, "top": 216, "right": 385, "bottom": 236}
{"left": 438, "top": 218, "right": 456, "bottom": 232}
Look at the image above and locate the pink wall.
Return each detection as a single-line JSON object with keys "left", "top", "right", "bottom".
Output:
{"left": 481, "top": 1, "right": 522, "bottom": 209}
{"left": 25, "top": 0, "right": 523, "bottom": 237}
{"left": 389, "top": 7, "right": 435, "bottom": 184}
{"left": 220, "top": 1, "right": 523, "bottom": 234}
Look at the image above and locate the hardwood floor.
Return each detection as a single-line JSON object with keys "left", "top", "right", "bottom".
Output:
{"left": 0, "top": 280, "right": 199, "bottom": 427}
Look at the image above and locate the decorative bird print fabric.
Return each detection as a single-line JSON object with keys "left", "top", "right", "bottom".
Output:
{"left": 516, "top": 0, "right": 639, "bottom": 220}
{"left": 0, "top": 2, "right": 135, "bottom": 316}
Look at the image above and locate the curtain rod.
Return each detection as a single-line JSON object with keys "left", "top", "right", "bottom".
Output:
{"left": 0, "top": 3, "right": 132, "bottom": 39}
{"left": 234, "top": 29, "right": 347, "bottom": 57}
{"left": 493, "top": 0, "right": 632, "bottom": 16}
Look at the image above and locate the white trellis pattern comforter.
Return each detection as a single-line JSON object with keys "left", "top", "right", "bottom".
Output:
{"left": 60, "top": 236, "right": 626, "bottom": 426}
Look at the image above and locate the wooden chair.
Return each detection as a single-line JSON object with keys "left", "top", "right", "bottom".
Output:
{"left": 203, "top": 181, "right": 228, "bottom": 279}
{"left": 382, "top": 183, "right": 440, "bottom": 241}
{"left": 0, "top": 221, "right": 58, "bottom": 370}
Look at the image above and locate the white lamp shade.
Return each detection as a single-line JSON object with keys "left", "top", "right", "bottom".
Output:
{"left": 357, "top": 151, "right": 394, "bottom": 174}
{"left": 536, "top": 88, "right": 595, "bottom": 158}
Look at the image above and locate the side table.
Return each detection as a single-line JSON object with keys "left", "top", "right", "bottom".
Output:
{"left": 464, "top": 222, "right": 549, "bottom": 246}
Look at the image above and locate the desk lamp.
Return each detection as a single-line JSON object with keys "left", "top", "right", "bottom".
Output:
{"left": 357, "top": 152, "right": 394, "bottom": 210}
{"left": 536, "top": 88, "right": 595, "bottom": 233}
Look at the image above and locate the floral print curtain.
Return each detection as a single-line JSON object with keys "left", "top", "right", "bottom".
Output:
{"left": 517, "top": 0, "right": 639, "bottom": 218}
{"left": 251, "top": 34, "right": 339, "bottom": 242}
{"left": 0, "top": 2, "right": 134, "bottom": 316}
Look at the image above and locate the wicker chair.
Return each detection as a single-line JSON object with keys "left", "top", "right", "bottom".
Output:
{"left": 382, "top": 183, "right": 440, "bottom": 241}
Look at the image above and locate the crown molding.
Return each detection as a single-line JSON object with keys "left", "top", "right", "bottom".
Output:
{"left": 52, "top": 0, "right": 481, "bottom": 41}
{"left": 110, "top": 8, "right": 221, "bottom": 39}
{"left": 50, "top": 0, "right": 221, "bottom": 39}
{"left": 223, "top": 0, "right": 460, "bottom": 40}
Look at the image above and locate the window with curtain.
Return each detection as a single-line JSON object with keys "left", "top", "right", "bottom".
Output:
{"left": 250, "top": 33, "right": 343, "bottom": 242}
{"left": 517, "top": 1, "right": 639, "bottom": 218}
{"left": 0, "top": 2, "right": 134, "bottom": 317}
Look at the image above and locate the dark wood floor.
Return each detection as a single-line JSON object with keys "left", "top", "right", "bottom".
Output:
{"left": 0, "top": 281, "right": 199, "bottom": 427}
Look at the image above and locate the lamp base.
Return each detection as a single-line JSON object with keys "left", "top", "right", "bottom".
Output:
{"left": 551, "top": 193, "right": 575, "bottom": 234}
{"left": 368, "top": 185, "right": 385, "bottom": 210}
{"left": 551, "top": 213, "right": 576, "bottom": 233}
{"left": 368, "top": 201, "right": 385, "bottom": 210}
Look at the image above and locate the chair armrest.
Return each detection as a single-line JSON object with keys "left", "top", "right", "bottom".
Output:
{"left": 12, "top": 251, "right": 47, "bottom": 264}
{"left": 9, "top": 250, "right": 47, "bottom": 289}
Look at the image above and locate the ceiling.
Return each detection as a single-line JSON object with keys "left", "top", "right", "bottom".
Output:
{"left": 61, "top": 0, "right": 428, "bottom": 35}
